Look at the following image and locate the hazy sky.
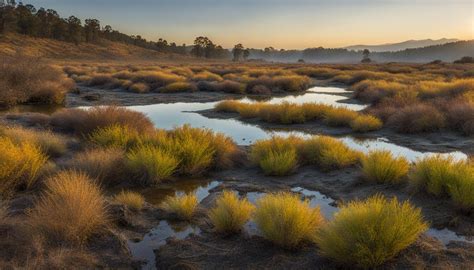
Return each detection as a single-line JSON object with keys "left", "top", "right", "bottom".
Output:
{"left": 27, "top": 0, "right": 473, "bottom": 49}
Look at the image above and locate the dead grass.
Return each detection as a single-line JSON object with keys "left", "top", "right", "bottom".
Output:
{"left": 28, "top": 170, "right": 108, "bottom": 245}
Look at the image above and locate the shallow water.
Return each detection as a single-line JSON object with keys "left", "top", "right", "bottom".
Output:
{"left": 128, "top": 179, "right": 219, "bottom": 269}
{"left": 426, "top": 228, "right": 474, "bottom": 246}
{"left": 128, "top": 86, "right": 466, "bottom": 161}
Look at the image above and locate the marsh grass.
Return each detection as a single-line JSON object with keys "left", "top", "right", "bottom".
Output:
{"left": 88, "top": 125, "right": 142, "bottom": 149}
{"left": 254, "top": 192, "right": 324, "bottom": 249}
{"left": 113, "top": 191, "right": 145, "bottom": 211}
{"left": 0, "top": 137, "right": 48, "bottom": 196}
{"left": 209, "top": 191, "right": 255, "bottom": 234}
{"left": 0, "top": 126, "right": 67, "bottom": 157}
{"left": 316, "top": 195, "right": 428, "bottom": 268}
{"left": 350, "top": 115, "right": 383, "bottom": 132}
{"left": 410, "top": 156, "right": 474, "bottom": 210}
{"left": 161, "top": 193, "right": 198, "bottom": 220}
{"left": 126, "top": 145, "right": 179, "bottom": 184}
{"left": 250, "top": 136, "right": 302, "bottom": 175}
{"left": 28, "top": 170, "right": 108, "bottom": 245}
{"left": 361, "top": 150, "right": 410, "bottom": 184}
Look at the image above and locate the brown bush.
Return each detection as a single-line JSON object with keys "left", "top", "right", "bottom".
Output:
{"left": 387, "top": 104, "right": 445, "bottom": 133}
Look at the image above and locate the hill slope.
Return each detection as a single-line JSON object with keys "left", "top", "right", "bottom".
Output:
{"left": 344, "top": 38, "right": 459, "bottom": 52}
{"left": 0, "top": 34, "right": 192, "bottom": 62}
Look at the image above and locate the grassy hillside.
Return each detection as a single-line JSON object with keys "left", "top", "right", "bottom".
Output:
{"left": 0, "top": 34, "right": 192, "bottom": 62}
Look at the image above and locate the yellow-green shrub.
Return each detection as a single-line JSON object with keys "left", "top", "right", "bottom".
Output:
{"left": 250, "top": 136, "right": 303, "bottom": 175}
{"left": 254, "top": 192, "right": 324, "bottom": 249}
{"left": 361, "top": 150, "right": 410, "bottom": 184}
{"left": 161, "top": 193, "right": 198, "bottom": 220}
{"left": 214, "top": 100, "right": 242, "bottom": 113}
{"left": 209, "top": 191, "right": 255, "bottom": 234}
{"left": 323, "top": 107, "right": 359, "bottom": 127}
{"left": 0, "top": 137, "right": 48, "bottom": 196}
{"left": 316, "top": 195, "right": 428, "bottom": 268}
{"left": 300, "top": 136, "right": 361, "bottom": 170}
{"left": 88, "top": 125, "right": 141, "bottom": 149}
{"left": 126, "top": 145, "right": 179, "bottom": 184}
{"left": 161, "top": 82, "right": 197, "bottom": 93}
{"left": 350, "top": 115, "right": 383, "bottom": 132}
{"left": 0, "top": 126, "right": 67, "bottom": 157}
{"left": 28, "top": 171, "right": 108, "bottom": 245}
{"left": 113, "top": 190, "right": 145, "bottom": 211}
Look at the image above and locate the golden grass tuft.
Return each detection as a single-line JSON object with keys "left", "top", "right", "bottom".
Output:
{"left": 0, "top": 137, "right": 48, "bottom": 196}
{"left": 350, "top": 115, "right": 383, "bottom": 132}
{"left": 300, "top": 136, "right": 361, "bottom": 170}
{"left": 254, "top": 192, "right": 324, "bottom": 249}
{"left": 250, "top": 136, "right": 303, "bottom": 175}
{"left": 161, "top": 82, "right": 197, "bottom": 93}
{"left": 410, "top": 156, "right": 474, "bottom": 210}
{"left": 126, "top": 145, "right": 179, "bottom": 184}
{"left": 128, "top": 82, "right": 150, "bottom": 93}
{"left": 161, "top": 193, "right": 198, "bottom": 220}
{"left": 316, "top": 195, "right": 428, "bottom": 268}
{"left": 209, "top": 191, "right": 255, "bottom": 234}
{"left": 113, "top": 190, "right": 145, "bottom": 211}
{"left": 323, "top": 107, "right": 359, "bottom": 127}
{"left": 361, "top": 150, "right": 410, "bottom": 184}
{"left": 0, "top": 126, "right": 67, "bottom": 157}
{"left": 88, "top": 125, "right": 142, "bottom": 149}
{"left": 28, "top": 170, "right": 108, "bottom": 245}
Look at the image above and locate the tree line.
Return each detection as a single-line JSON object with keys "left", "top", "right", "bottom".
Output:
{"left": 0, "top": 1, "right": 252, "bottom": 59}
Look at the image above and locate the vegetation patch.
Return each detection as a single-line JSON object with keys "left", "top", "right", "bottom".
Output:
{"left": 161, "top": 193, "right": 198, "bottom": 220}
{"left": 113, "top": 190, "right": 145, "bottom": 211}
{"left": 361, "top": 150, "right": 410, "bottom": 184}
{"left": 209, "top": 191, "right": 255, "bottom": 234}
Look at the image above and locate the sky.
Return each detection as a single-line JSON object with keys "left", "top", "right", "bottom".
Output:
{"left": 26, "top": 0, "right": 473, "bottom": 49}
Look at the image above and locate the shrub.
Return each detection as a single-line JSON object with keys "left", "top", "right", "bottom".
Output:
{"left": 300, "top": 136, "right": 360, "bottom": 170}
{"left": 273, "top": 75, "right": 311, "bottom": 92}
{"left": 66, "top": 148, "right": 125, "bottom": 185}
{"left": 214, "top": 100, "right": 242, "bottom": 113}
{"left": 0, "top": 55, "right": 74, "bottom": 108}
{"left": 250, "top": 136, "right": 302, "bottom": 175}
{"left": 445, "top": 102, "right": 474, "bottom": 136}
{"left": 254, "top": 192, "right": 324, "bottom": 249}
{"left": 161, "top": 82, "right": 197, "bottom": 93}
{"left": 113, "top": 191, "right": 145, "bottom": 211}
{"left": 387, "top": 104, "right": 445, "bottom": 133}
{"left": 350, "top": 115, "right": 383, "bottom": 132}
{"left": 361, "top": 150, "right": 410, "bottom": 184}
{"left": 259, "top": 102, "right": 306, "bottom": 124}
{"left": 49, "top": 108, "right": 89, "bottom": 133}
{"left": 161, "top": 193, "right": 198, "bottom": 220}
{"left": 28, "top": 171, "right": 108, "bottom": 245}
{"left": 128, "top": 83, "right": 150, "bottom": 93}
{"left": 0, "top": 126, "right": 67, "bottom": 157}
{"left": 88, "top": 125, "right": 142, "bottom": 149}
{"left": 323, "top": 107, "right": 359, "bottom": 127}
{"left": 208, "top": 191, "right": 255, "bottom": 234}
{"left": 316, "top": 195, "right": 428, "bottom": 268}
{"left": 410, "top": 156, "right": 474, "bottom": 210}
{"left": 126, "top": 145, "right": 179, "bottom": 184}
{"left": 0, "top": 137, "right": 48, "bottom": 196}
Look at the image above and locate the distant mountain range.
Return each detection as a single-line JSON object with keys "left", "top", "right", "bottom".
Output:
{"left": 344, "top": 38, "right": 459, "bottom": 52}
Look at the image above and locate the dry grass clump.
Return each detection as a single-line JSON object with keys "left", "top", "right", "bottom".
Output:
{"left": 113, "top": 191, "right": 145, "bottom": 211}
{"left": 323, "top": 107, "right": 359, "bottom": 127}
{"left": 316, "top": 195, "right": 428, "bottom": 268}
{"left": 28, "top": 170, "right": 108, "bottom": 245}
{"left": 273, "top": 75, "right": 311, "bottom": 92}
{"left": 0, "top": 126, "right": 67, "bottom": 157}
{"left": 361, "top": 150, "right": 410, "bottom": 184}
{"left": 50, "top": 106, "right": 154, "bottom": 135}
{"left": 410, "top": 156, "right": 474, "bottom": 210}
{"left": 126, "top": 145, "right": 179, "bottom": 184}
{"left": 87, "top": 74, "right": 121, "bottom": 88}
{"left": 214, "top": 100, "right": 242, "bottom": 113}
{"left": 250, "top": 136, "right": 302, "bottom": 175}
{"left": 128, "top": 82, "right": 150, "bottom": 93}
{"left": 193, "top": 71, "right": 223, "bottom": 82}
{"left": 350, "top": 115, "right": 383, "bottom": 132}
{"left": 0, "top": 55, "right": 74, "bottom": 108}
{"left": 88, "top": 125, "right": 142, "bottom": 149}
{"left": 445, "top": 102, "right": 474, "bottom": 136}
{"left": 161, "top": 82, "right": 197, "bottom": 93}
{"left": 387, "top": 104, "right": 445, "bottom": 133}
{"left": 161, "top": 193, "right": 198, "bottom": 220}
{"left": 300, "top": 136, "right": 361, "bottom": 170}
{"left": 254, "top": 192, "right": 324, "bottom": 249}
{"left": 351, "top": 80, "right": 406, "bottom": 104}
{"left": 0, "top": 137, "right": 48, "bottom": 196}
{"left": 66, "top": 148, "right": 125, "bottom": 185}
{"left": 209, "top": 191, "right": 255, "bottom": 234}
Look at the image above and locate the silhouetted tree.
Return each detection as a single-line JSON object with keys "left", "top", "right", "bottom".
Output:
{"left": 243, "top": 49, "right": 250, "bottom": 60}
{"left": 361, "top": 49, "right": 372, "bottom": 63}
{"left": 67, "top": 16, "right": 82, "bottom": 44}
{"left": 84, "top": 18, "right": 100, "bottom": 42}
{"left": 232, "top": 43, "right": 244, "bottom": 61}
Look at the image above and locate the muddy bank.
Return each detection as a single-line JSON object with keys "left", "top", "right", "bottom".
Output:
{"left": 198, "top": 109, "right": 474, "bottom": 156}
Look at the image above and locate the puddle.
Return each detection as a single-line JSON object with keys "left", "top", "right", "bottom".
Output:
{"left": 137, "top": 179, "right": 220, "bottom": 206}
{"left": 426, "top": 228, "right": 474, "bottom": 246}
{"left": 127, "top": 221, "right": 200, "bottom": 270}
{"left": 307, "top": 86, "right": 351, "bottom": 94}
{"left": 128, "top": 179, "right": 219, "bottom": 269}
